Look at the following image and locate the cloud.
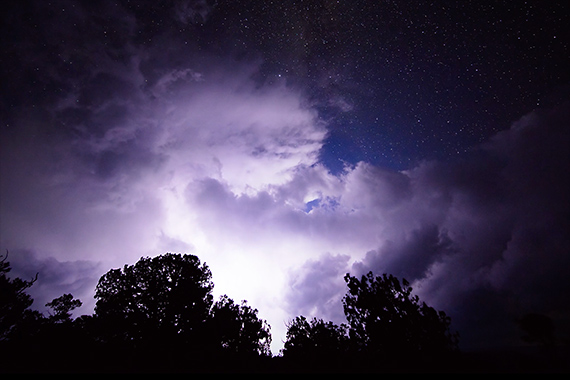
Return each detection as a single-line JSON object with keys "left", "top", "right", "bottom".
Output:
{"left": 328, "top": 95, "right": 354, "bottom": 112}
{"left": 345, "top": 104, "right": 570, "bottom": 349}
{"left": 152, "top": 71, "right": 327, "bottom": 194}
{"left": 172, "top": 0, "right": 216, "bottom": 25}
{"left": 2, "top": 1, "right": 568, "bottom": 355}
{"left": 285, "top": 253, "right": 350, "bottom": 322}
{"left": 263, "top": 103, "right": 568, "bottom": 351}
{"left": 353, "top": 224, "right": 455, "bottom": 282}
{"left": 5, "top": 103, "right": 568, "bottom": 353}
{"left": 6, "top": 249, "right": 103, "bottom": 316}
{"left": 1, "top": 22, "right": 332, "bottom": 352}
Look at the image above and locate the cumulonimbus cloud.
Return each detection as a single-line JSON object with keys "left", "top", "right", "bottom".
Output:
{"left": 1, "top": 1, "right": 568, "bottom": 353}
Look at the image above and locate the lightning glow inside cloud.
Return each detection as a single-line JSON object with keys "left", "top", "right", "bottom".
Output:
{"left": 1, "top": 2, "right": 569, "bottom": 355}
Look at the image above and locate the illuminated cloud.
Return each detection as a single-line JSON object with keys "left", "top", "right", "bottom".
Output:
{"left": 3, "top": 66, "right": 568, "bottom": 351}
{"left": 1, "top": 1, "right": 568, "bottom": 356}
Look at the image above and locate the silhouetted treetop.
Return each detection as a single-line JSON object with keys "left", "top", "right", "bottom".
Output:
{"left": 94, "top": 253, "right": 214, "bottom": 344}
{"left": 343, "top": 272, "right": 459, "bottom": 355}
{"left": 46, "top": 294, "right": 82, "bottom": 324}
{"left": 91, "top": 252, "right": 273, "bottom": 363}
{"left": 282, "top": 316, "right": 349, "bottom": 359}
{"left": 0, "top": 251, "right": 40, "bottom": 341}
{"left": 210, "top": 295, "right": 272, "bottom": 357}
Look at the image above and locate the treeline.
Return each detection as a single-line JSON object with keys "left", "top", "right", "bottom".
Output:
{"left": 0, "top": 250, "right": 500, "bottom": 373}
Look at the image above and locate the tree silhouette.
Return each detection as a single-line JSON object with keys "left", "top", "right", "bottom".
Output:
{"left": 280, "top": 272, "right": 459, "bottom": 371}
{"left": 1, "top": 250, "right": 472, "bottom": 372}
{"left": 209, "top": 295, "right": 272, "bottom": 357}
{"left": 45, "top": 293, "right": 82, "bottom": 324}
{"left": 342, "top": 272, "right": 459, "bottom": 358}
{"left": 91, "top": 252, "right": 273, "bottom": 371}
{"left": 94, "top": 253, "right": 214, "bottom": 348}
{"left": 0, "top": 251, "right": 41, "bottom": 342}
{"left": 282, "top": 316, "right": 349, "bottom": 360}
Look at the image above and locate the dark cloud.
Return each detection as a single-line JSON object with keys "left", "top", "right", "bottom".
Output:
{"left": 274, "top": 103, "right": 570, "bottom": 351}
{"left": 285, "top": 253, "right": 350, "bottom": 323}
{"left": 172, "top": 0, "right": 216, "bottom": 25}
{"left": 349, "top": 104, "right": 570, "bottom": 349}
{"left": 353, "top": 224, "right": 454, "bottom": 283}
{"left": 6, "top": 249, "right": 102, "bottom": 316}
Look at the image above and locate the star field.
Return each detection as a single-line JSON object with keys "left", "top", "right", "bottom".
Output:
{"left": 2, "top": 1, "right": 568, "bottom": 173}
{"left": 193, "top": 0, "right": 569, "bottom": 171}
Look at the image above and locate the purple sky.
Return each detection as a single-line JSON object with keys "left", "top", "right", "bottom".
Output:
{"left": 1, "top": 1, "right": 569, "bottom": 354}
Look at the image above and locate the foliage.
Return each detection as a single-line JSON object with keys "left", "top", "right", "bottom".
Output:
{"left": 210, "top": 295, "right": 272, "bottom": 356}
{"left": 94, "top": 253, "right": 214, "bottom": 345}
{"left": 45, "top": 293, "right": 82, "bottom": 324}
{"left": 92, "top": 252, "right": 272, "bottom": 362}
{"left": 342, "top": 271, "right": 459, "bottom": 355}
{"left": 281, "top": 271, "right": 459, "bottom": 371}
{"left": 281, "top": 316, "right": 349, "bottom": 358}
{"left": 1, "top": 251, "right": 472, "bottom": 372}
{"left": 1, "top": 252, "right": 276, "bottom": 372}
{"left": 0, "top": 251, "right": 40, "bottom": 341}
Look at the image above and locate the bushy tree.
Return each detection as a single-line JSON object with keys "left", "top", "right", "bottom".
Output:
{"left": 282, "top": 271, "right": 459, "bottom": 371}
{"left": 94, "top": 253, "right": 214, "bottom": 346}
{"left": 343, "top": 272, "right": 459, "bottom": 356}
{"left": 282, "top": 316, "right": 349, "bottom": 359}
{"left": 209, "top": 295, "right": 272, "bottom": 356}
{"left": 92, "top": 252, "right": 273, "bottom": 365}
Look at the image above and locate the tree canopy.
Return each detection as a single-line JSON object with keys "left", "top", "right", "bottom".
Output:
{"left": 0, "top": 251, "right": 40, "bottom": 341}
{"left": 8, "top": 250, "right": 565, "bottom": 372}
{"left": 0, "top": 252, "right": 274, "bottom": 372}
{"left": 280, "top": 271, "right": 460, "bottom": 371}
{"left": 282, "top": 316, "right": 349, "bottom": 359}
{"left": 210, "top": 295, "right": 272, "bottom": 357}
{"left": 46, "top": 293, "right": 82, "bottom": 324}
{"left": 342, "top": 271, "right": 459, "bottom": 356}
{"left": 91, "top": 252, "right": 272, "bottom": 367}
{"left": 94, "top": 253, "right": 215, "bottom": 346}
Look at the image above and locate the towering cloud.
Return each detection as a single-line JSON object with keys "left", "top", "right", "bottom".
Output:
{"left": 1, "top": 1, "right": 568, "bottom": 355}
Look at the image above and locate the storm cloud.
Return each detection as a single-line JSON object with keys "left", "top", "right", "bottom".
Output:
{"left": 1, "top": 1, "right": 569, "bottom": 354}
{"left": 324, "top": 105, "right": 569, "bottom": 350}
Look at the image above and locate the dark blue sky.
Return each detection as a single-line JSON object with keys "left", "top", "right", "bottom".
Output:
{"left": 187, "top": 0, "right": 569, "bottom": 171}
{"left": 3, "top": 1, "right": 568, "bottom": 172}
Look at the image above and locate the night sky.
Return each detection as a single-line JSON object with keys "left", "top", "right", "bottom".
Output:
{"left": 1, "top": 0, "right": 569, "bottom": 355}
